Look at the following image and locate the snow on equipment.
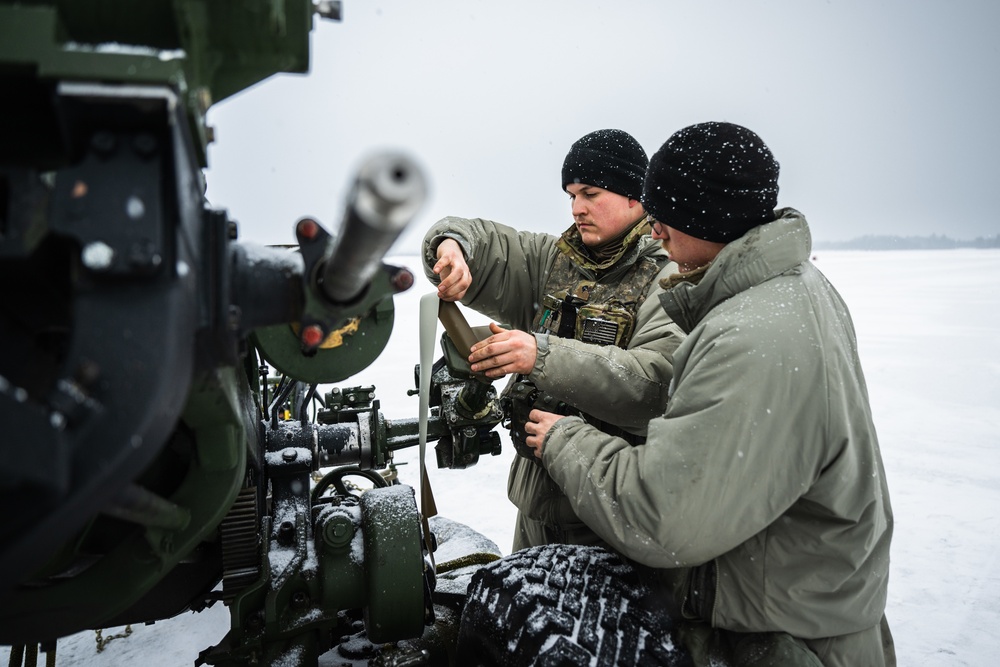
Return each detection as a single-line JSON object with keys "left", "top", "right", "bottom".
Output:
{"left": 0, "top": 2, "right": 692, "bottom": 665}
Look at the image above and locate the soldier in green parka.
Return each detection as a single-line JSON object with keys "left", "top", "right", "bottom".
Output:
{"left": 525, "top": 122, "right": 896, "bottom": 667}
{"left": 420, "top": 129, "right": 685, "bottom": 552}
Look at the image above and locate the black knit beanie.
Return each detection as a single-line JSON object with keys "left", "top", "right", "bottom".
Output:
{"left": 561, "top": 129, "right": 648, "bottom": 200}
{"left": 641, "top": 122, "right": 779, "bottom": 243}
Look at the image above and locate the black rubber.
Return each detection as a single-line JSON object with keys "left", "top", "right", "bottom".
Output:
{"left": 456, "top": 544, "right": 693, "bottom": 667}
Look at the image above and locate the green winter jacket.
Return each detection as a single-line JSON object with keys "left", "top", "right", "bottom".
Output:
{"left": 542, "top": 210, "right": 894, "bottom": 665}
{"left": 422, "top": 216, "right": 685, "bottom": 548}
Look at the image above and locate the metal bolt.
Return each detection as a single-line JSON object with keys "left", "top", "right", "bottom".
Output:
{"left": 301, "top": 324, "right": 324, "bottom": 348}
{"left": 322, "top": 515, "right": 354, "bottom": 549}
{"left": 277, "top": 520, "right": 296, "bottom": 545}
{"left": 297, "top": 218, "right": 320, "bottom": 241}
{"left": 391, "top": 268, "right": 414, "bottom": 292}
{"left": 282, "top": 448, "right": 298, "bottom": 462}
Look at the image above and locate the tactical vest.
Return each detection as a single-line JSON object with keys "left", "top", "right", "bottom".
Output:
{"left": 530, "top": 247, "right": 663, "bottom": 348}
{"left": 504, "top": 230, "right": 667, "bottom": 458}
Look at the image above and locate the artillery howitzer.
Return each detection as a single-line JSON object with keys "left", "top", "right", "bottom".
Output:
{"left": 0, "top": 2, "right": 699, "bottom": 665}
{"left": 0, "top": 1, "right": 509, "bottom": 665}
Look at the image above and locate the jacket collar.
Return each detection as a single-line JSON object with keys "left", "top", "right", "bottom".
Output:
{"left": 555, "top": 216, "right": 653, "bottom": 274}
{"left": 659, "top": 208, "right": 812, "bottom": 332}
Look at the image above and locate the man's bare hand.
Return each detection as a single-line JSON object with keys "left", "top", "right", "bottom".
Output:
{"left": 525, "top": 409, "right": 566, "bottom": 459}
{"left": 432, "top": 238, "right": 472, "bottom": 302}
{"left": 469, "top": 323, "right": 538, "bottom": 378}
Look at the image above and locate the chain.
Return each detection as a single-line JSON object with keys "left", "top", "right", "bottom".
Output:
{"left": 93, "top": 625, "right": 132, "bottom": 653}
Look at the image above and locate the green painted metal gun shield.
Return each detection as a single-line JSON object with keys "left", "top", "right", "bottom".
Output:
{"left": 0, "top": 0, "right": 315, "bottom": 165}
{"left": 6, "top": 366, "right": 249, "bottom": 635}
{"left": 252, "top": 274, "right": 396, "bottom": 385}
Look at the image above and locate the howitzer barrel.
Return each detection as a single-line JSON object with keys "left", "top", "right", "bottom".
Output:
{"left": 319, "top": 153, "right": 427, "bottom": 304}
{"left": 231, "top": 152, "right": 425, "bottom": 335}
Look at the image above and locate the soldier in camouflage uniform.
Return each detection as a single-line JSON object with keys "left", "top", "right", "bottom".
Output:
{"left": 421, "top": 129, "right": 684, "bottom": 552}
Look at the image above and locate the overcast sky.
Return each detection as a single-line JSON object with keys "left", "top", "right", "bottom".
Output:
{"left": 203, "top": 0, "right": 1000, "bottom": 251}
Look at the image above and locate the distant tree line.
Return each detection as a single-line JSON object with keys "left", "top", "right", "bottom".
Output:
{"left": 813, "top": 234, "right": 1000, "bottom": 250}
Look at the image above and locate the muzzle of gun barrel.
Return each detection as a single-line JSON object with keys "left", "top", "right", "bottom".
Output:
{"left": 319, "top": 153, "right": 427, "bottom": 304}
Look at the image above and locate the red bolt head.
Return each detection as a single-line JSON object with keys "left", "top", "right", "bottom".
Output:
{"left": 297, "top": 218, "right": 320, "bottom": 241}
{"left": 392, "top": 268, "right": 414, "bottom": 292}
{"left": 302, "top": 324, "right": 324, "bottom": 347}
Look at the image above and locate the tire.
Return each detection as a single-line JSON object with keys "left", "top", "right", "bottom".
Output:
{"left": 456, "top": 544, "right": 693, "bottom": 667}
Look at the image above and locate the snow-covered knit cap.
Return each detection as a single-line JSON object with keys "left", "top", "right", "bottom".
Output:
{"left": 642, "top": 121, "right": 779, "bottom": 243}
{"left": 561, "top": 129, "right": 648, "bottom": 200}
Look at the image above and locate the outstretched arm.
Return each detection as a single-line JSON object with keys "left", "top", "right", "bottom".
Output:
{"left": 421, "top": 217, "right": 558, "bottom": 331}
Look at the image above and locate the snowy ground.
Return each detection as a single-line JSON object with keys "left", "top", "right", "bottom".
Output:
{"left": 4, "top": 249, "right": 998, "bottom": 666}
